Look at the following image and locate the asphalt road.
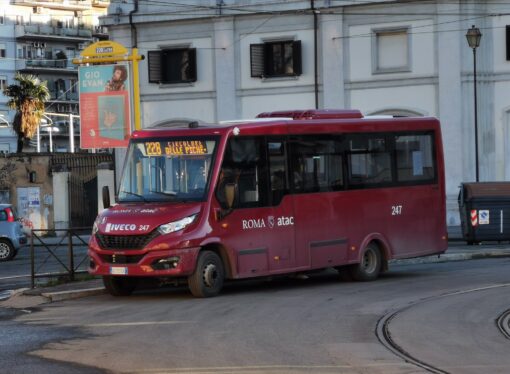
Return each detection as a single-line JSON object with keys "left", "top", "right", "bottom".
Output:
{"left": 1, "top": 258, "right": 509, "bottom": 373}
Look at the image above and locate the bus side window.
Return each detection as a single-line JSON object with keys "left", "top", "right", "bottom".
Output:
{"left": 268, "top": 140, "right": 288, "bottom": 206}
{"left": 289, "top": 136, "right": 343, "bottom": 193}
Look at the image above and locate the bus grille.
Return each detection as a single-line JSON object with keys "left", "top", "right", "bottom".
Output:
{"left": 95, "top": 231, "right": 160, "bottom": 250}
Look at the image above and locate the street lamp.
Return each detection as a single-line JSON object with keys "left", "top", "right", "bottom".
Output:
{"left": 466, "top": 25, "right": 482, "bottom": 182}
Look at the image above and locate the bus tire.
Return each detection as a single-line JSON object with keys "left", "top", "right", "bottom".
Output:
{"left": 0, "top": 239, "right": 15, "bottom": 262}
{"left": 188, "top": 251, "right": 224, "bottom": 298}
{"left": 103, "top": 276, "right": 138, "bottom": 296}
{"left": 349, "top": 243, "right": 382, "bottom": 282}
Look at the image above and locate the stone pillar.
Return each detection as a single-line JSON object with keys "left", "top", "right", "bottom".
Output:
{"left": 52, "top": 164, "right": 70, "bottom": 233}
{"left": 214, "top": 17, "right": 237, "bottom": 121}
{"left": 320, "top": 12, "right": 345, "bottom": 109}
{"left": 97, "top": 162, "right": 115, "bottom": 213}
{"left": 437, "top": 2, "right": 463, "bottom": 234}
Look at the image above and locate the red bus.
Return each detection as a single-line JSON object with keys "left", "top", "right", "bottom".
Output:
{"left": 88, "top": 109, "right": 448, "bottom": 297}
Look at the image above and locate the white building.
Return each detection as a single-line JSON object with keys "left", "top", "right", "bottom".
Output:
{"left": 0, "top": 0, "right": 110, "bottom": 152}
{"left": 101, "top": 0, "right": 510, "bottom": 234}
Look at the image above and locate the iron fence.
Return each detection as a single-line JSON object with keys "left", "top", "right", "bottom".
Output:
{"left": 30, "top": 228, "right": 91, "bottom": 288}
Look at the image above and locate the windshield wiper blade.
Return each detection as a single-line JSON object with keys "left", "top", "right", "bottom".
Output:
{"left": 120, "top": 190, "right": 148, "bottom": 202}
{"left": 149, "top": 190, "right": 177, "bottom": 197}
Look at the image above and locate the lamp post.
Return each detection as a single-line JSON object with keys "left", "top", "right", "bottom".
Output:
{"left": 466, "top": 25, "right": 482, "bottom": 182}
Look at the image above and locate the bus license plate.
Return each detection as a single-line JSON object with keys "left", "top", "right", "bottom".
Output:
{"left": 110, "top": 267, "right": 128, "bottom": 275}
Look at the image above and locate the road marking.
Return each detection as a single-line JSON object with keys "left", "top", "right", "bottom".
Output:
{"left": 0, "top": 274, "right": 31, "bottom": 280}
{"left": 129, "top": 364, "right": 407, "bottom": 373}
{"left": 84, "top": 321, "right": 192, "bottom": 327}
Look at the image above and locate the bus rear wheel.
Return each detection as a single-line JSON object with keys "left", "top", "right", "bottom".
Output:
{"left": 188, "top": 251, "right": 225, "bottom": 298}
{"left": 103, "top": 276, "right": 138, "bottom": 296}
{"left": 349, "top": 243, "right": 382, "bottom": 281}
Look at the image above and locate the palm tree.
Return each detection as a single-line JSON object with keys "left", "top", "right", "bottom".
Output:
{"left": 3, "top": 73, "right": 50, "bottom": 153}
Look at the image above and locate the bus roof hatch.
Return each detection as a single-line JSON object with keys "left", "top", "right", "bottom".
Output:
{"left": 256, "top": 109, "right": 363, "bottom": 120}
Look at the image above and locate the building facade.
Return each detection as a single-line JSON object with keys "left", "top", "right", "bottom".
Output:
{"left": 0, "top": 0, "right": 109, "bottom": 152}
{"left": 101, "top": 0, "right": 510, "bottom": 232}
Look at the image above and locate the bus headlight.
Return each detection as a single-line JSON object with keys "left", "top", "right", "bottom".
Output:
{"left": 92, "top": 220, "right": 99, "bottom": 235}
{"left": 158, "top": 215, "right": 197, "bottom": 235}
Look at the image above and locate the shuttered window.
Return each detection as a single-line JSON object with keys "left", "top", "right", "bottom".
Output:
{"left": 250, "top": 40, "right": 302, "bottom": 78}
{"left": 148, "top": 48, "right": 197, "bottom": 84}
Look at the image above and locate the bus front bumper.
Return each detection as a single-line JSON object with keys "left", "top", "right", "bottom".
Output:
{"left": 88, "top": 246, "right": 201, "bottom": 277}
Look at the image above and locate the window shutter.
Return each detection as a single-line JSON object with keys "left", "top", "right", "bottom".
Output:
{"left": 507, "top": 26, "right": 510, "bottom": 61}
{"left": 250, "top": 43, "right": 265, "bottom": 78}
{"left": 187, "top": 48, "right": 197, "bottom": 82}
{"left": 148, "top": 50, "right": 162, "bottom": 83}
{"left": 292, "top": 40, "right": 302, "bottom": 76}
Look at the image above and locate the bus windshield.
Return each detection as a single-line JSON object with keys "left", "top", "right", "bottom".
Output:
{"left": 118, "top": 137, "right": 218, "bottom": 203}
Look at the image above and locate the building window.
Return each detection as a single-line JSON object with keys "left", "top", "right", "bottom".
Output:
{"left": 0, "top": 76, "right": 6, "bottom": 91}
{"left": 147, "top": 48, "right": 197, "bottom": 84}
{"left": 0, "top": 43, "right": 6, "bottom": 58}
{"left": 373, "top": 28, "right": 410, "bottom": 73}
{"left": 506, "top": 26, "right": 510, "bottom": 61}
{"left": 250, "top": 40, "right": 302, "bottom": 78}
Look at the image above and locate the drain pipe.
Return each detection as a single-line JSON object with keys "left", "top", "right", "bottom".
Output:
{"left": 311, "top": 0, "right": 319, "bottom": 109}
{"left": 129, "top": 0, "right": 139, "bottom": 48}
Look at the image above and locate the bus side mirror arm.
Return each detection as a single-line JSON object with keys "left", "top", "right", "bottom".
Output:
{"left": 102, "top": 186, "right": 111, "bottom": 209}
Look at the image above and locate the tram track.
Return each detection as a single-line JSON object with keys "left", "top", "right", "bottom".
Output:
{"left": 496, "top": 308, "right": 510, "bottom": 340}
{"left": 375, "top": 283, "right": 510, "bottom": 374}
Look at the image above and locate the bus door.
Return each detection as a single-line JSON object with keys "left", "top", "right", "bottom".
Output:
{"left": 289, "top": 135, "right": 350, "bottom": 269}
{"left": 213, "top": 137, "right": 296, "bottom": 278}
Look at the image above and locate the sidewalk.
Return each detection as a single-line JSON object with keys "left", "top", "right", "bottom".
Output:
{"left": 2, "top": 240, "right": 510, "bottom": 307}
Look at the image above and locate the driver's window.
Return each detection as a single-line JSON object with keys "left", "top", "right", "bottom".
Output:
{"left": 216, "top": 136, "right": 268, "bottom": 209}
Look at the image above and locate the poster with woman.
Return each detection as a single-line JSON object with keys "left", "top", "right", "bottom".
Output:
{"left": 78, "top": 63, "right": 131, "bottom": 148}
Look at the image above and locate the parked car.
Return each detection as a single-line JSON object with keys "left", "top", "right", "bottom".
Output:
{"left": 0, "top": 204, "right": 27, "bottom": 261}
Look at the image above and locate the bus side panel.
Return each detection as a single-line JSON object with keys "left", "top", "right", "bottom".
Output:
{"left": 340, "top": 186, "right": 444, "bottom": 261}
{"left": 293, "top": 192, "right": 350, "bottom": 269}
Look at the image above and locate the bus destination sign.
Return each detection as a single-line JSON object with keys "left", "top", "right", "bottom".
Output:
{"left": 145, "top": 140, "right": 208, "bottom": 156}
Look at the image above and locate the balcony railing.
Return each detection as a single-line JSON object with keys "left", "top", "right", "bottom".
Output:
{"left": 16, "top": 59, "right": 78, "bottom": 73}
{"left": 12, "top": 0, "right": 93, "bottom": 11}
{"left": 16, "top": 24, "right": 92, "bottom": 39}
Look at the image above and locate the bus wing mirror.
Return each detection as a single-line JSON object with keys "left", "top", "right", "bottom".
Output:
{"left": 225, "top": 183, "right": 236, "bottom": 210}
{"left": 102, "top": 186, "right": 111, "bottom": 209}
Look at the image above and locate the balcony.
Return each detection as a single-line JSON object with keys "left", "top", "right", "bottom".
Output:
{"left": 16, "top": 59, "right": 78, "bottom": 75}
{"left": 12, "top": 0, "right": 93, "bottom": 11}
{"left": 92, "top": 25, "right": 109, "bottom": 40}
{"left": 49, "top": 90, "right": 79, "bottom": 102}
{"left": 16, "top": 24, "right": 92, "bottom": 42}
{"left": 92, "top": 0, "right": 109, "bottom": 8}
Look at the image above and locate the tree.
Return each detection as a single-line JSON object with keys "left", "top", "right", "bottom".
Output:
{"left": 3, "top": 73, "right": 50, "bottom": 153}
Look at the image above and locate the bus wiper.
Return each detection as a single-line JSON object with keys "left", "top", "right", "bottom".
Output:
{"left": 120, "top": 190, "right": 148, "bottom": 202}
{"left": 150, "top": 190, "right": 178, "bottom": 197}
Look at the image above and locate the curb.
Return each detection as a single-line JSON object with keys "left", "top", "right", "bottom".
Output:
{"left": 391, "top": 251, "right": 510, "bottom": 265}
{"left": 39, "top": 287, "right": 106, "bottom": 302}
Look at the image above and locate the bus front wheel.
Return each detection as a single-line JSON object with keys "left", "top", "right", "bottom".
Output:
{"left": 103, "top": 276, "right": 138, "bottom": 296}
{"left": 188, "top": 251, "right": 225, "bottom": 298}
{"left": 349, "top": 243, "right": 382, "bottom": 281}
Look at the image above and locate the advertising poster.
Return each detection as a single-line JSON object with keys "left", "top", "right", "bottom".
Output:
{"left": 79, "top": 64, "right": 131, "bottom": 148}
{"left": 17, "top": 187, "right": 41, "bottom": 231}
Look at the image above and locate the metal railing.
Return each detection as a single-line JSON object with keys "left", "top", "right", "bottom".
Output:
{"left": 30, "top": 228, "right": 91, "bottom": 288}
